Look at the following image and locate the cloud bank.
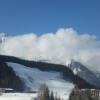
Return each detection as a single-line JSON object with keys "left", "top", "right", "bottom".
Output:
{"left": 0, "top": 28, "right": 100, "bottom": 72}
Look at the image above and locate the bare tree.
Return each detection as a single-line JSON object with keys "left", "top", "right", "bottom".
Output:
{"left": 50, "top": 91, "right": 54, "bottom": 100}
{"left": 38, "top": 83, "right": 50, "bottom": 100}
{"left": 38, "top": 83, "right": 62, "bottom": 100}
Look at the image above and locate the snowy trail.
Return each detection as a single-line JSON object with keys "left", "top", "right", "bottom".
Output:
{"left": 7, "top": 62, "right": 74, "bottom": 100}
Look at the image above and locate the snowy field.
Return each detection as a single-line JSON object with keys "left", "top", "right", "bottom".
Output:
{"left": 7, "top": 62, "right": 74, "bottom": 100}
{"left": 0, "top": 93, "right": 37, "bottom": 100}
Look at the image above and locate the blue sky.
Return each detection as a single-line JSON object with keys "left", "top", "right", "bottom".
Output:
{"left": 0, "top": 0, "right": 100, "bottom": 38}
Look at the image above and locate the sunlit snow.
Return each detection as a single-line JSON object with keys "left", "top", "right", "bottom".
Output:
{"left": 0, "top": 93, "right": 37, "bottom": 100}
{"left": 7, "top": 62, "right": 74, "bottom": 100}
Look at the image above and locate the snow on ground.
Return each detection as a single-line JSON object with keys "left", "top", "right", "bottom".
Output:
{"left": 7, "top": 62, "right": 74, "bottom": 100}
{"left": 0, "top": 93, "right": 37, "bottom": 100}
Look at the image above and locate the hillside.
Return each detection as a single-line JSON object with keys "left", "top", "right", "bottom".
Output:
{"left": 0, "top": 62, "right": 24, "bottom": 91}
{"left": 0, "top": 55, "right": 100, "bottom": 89}
{"left": 0, "top": 55, "right": 100, "bottom": 99}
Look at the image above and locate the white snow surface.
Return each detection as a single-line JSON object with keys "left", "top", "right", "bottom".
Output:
{"left": 7, "top": 62, "right": 74, "bottom": 100}
{"left": 73, "top": 68, "right": 81, "bottom": 75}
{"left": 0, "top": 93, "right": 37, "bottom": 100}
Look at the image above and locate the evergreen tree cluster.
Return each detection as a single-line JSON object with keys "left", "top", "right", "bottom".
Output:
{"left": 0, "top": 62, "right": 24, "bottom": 91}
{"left": 37, "top": 83, "right": 62, "bottom": 100}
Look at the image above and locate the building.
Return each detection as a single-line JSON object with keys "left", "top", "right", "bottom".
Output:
{"left": 0, "top": 88, "right": 14, "bottom": 94}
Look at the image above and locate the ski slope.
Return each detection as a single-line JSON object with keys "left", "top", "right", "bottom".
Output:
{"left": 7, "top": 62, "right": 74, "bottom": 100}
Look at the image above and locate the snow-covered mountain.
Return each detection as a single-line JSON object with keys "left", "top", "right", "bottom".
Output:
{"left": 0, "top": 55, "right": 100, "bottom": 100}
{"left": 0, "top": 30, "right": 100, "bottom": 100}
{"left": 7, "top": 62, "right": 74, "bottom": 100}
{"left": 0, "top": 55, "right": 98, "bottom": 89}
{"left": 68, "top": 60, "right": 100, "bottom": 88}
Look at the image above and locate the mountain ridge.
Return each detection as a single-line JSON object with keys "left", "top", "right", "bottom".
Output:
{"left": 68, "top": 60, "right": 100, "bottom": 88}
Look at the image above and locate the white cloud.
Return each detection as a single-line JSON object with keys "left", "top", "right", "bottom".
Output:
{"left": 0, "top": 28, "right": 100, "bottom": 72}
